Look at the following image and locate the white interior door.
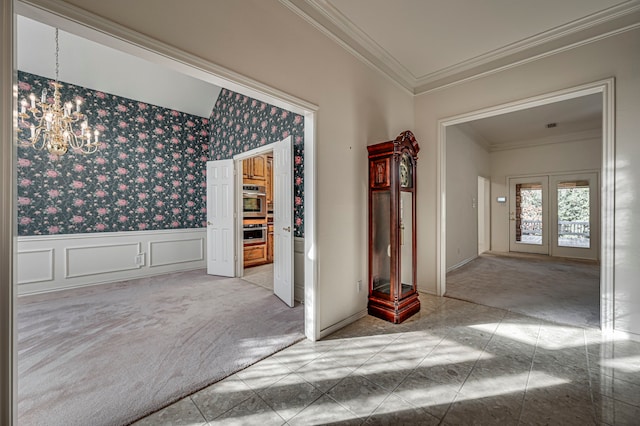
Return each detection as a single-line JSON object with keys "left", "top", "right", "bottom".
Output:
{"left": 509, "top": 176, "right": 549, "bottom": 254}
{"left": 273, "top": 136, "right": 294, "bottom": 307}
{"left": 550, "top": 173, "right": 599, "bottom": 260}
{"left": 206, "top": 160, "right": 235, "bottom": 277}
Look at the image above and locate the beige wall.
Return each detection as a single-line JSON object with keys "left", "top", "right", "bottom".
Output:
{"left": 490, "top": 137, "right": 601, "bottom": 252}
{"left": 445, "top": 126, "right": 490, "bottom": 269}
{"left": 56, "top": 0, "right": 414, "bottom": 332}
{"left": 415, "top": 28, "right": 640, "bottom": 337}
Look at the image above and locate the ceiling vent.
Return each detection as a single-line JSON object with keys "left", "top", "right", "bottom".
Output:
{"left": 546, "top": 122, "right": 557, "bottom": 128}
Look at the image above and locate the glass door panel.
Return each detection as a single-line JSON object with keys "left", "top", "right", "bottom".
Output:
{"left": 400, "top": 191, "right": 413, "bottom": 296}
{"left": 509, "top": 176, "right": 549, "bottom": 254}
{"left": 371, "top": 191, "right": 391, "bottom": 295}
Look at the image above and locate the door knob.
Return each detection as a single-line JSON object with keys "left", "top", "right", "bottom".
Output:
{"left": 283, "top": 226, "right": 291, "bottom": 232}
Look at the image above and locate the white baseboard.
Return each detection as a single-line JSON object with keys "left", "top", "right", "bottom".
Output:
{"left": 17, "top": 229, "right": 206, "bottom": 295}
{"left": 446, "top": 255, "right": 478, "bottom": 273}
{"left": 319, "top": 309, "right": 367, "bottom": 339}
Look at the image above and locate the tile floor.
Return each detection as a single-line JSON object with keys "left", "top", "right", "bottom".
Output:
{"left": 133, "top": 296, "right": 640, "bottom": 425}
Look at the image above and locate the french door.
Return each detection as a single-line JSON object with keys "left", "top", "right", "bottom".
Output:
{"left": 509, "top": 173, "right": 598, "bottom": 260}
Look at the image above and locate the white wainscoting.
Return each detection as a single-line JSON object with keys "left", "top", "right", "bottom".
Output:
{"left": 17, "top": 229, "right": 206, "bottom": 295}
{"left": 294, "top": 237, "right": 305, "bottom": 302}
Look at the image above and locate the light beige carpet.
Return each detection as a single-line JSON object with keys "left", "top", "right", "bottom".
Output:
{"left": 445, "top": 252, "right": 599, "bottom": 328}
{"left": 17, "top": 269, "right": 304, "bottom": 426}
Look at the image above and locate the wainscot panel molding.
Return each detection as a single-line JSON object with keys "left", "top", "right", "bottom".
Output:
{"left": 294, "top": 237, "right": 305, "bottom": 302}
{"left": 17, "top": 228, "right": 206, "bottom": 295}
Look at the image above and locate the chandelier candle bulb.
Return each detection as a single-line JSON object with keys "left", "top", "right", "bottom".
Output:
{"left": 41, "top": 89, "right": 46, "bottom": 103}
{"left": 76, "top": 99, "right": 81, "bottom": 112}
{"left": 29, "top": 93, "right": 35, "bottom": 108}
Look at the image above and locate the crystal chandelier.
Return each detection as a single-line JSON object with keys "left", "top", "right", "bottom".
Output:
{"left": 18, "top": 28, "right": 100, "bottom": 156}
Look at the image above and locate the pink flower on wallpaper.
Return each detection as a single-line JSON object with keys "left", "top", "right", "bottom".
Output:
{"left": 187, "top": 214, "right": 195, "bottom": 221}
{"left": 156, "top": 114, "right": 164, "bottom": 121}
{"left": 172, "top": 124, "right": 180, "bottom": 132}
{"left": 203, "top": 118, "right": 209, "bottom": 125}
{"left": 172, "top": 153, "right": 181, "bottom": 160}
{"left": 19, "top": 178, "right": 32, "bottom": 187}
{"left": 118, "top": 184, "right": 128, "bottom": 191}
{"left": 187, "top": 161, "right": 195, "bottom": 168}
{"left": 135, "top": 116, "right": 146, "bottom": 124}
{"left": 201, "top": 129, "right": 209, "bottom": 137}
{"left": 138, "top": 132, "right": 148, "bottom": 140}
{"left": 95, "top": 223, "right": 106, "bottom": 231}
{"left": 136, "top": 177, "right": 147, "bottom": 184}
{"left": 118, "top": 215, "right": 128, "bottom": 223}
{"left": 186, "top": 201, "right": 195, "bottom": 207}
{"left": 172, "top": 208, "right": 181, "bottom": 215}
{"left": 295, "top": 196, "right": 302, "bottom": 206}
{"left": 235, "top": 124, "right": 241, "bottom": 132}
{"left": 260, "top": 137, "right": 266, "bottom": 145}
{"left": 171, "top": 193, "right": 179, "bottom": 200}
{"left": 138, "top": 102, "right": 148, "bottom": 110}
{"left": 136, "top": 207, "right": 146, "bottom": 214}
{"left": 116, "top": 104, "right": 127, "bottom": 112}
{"left": 187, "top": 188, "right": 195, "bottom": 194}
{"left": 97, "top": 175, "right": 108, "bottom": 183}
{"left": 270, "top": 106, "right": 277, "bottom": 115}
{"left": 295, "top": 177, "right": 302, "bottom": 185}
{"left": 19, "top": 217, "right": 32, "bottom": 225}
{"left": 187, "top": 134, "right": 195, "bottom": 141}
{"left": 95, "top": 91, "right": 106, "bottom": 99}
{"left": 260, "top": 103, "right": 266, "bottom": 111}
{"left": 136, "top": 146, "right": 147, "bottom": 153}
{"left": 74, "top": 199, "right": 85, "bottom": 207}
{"left": 95, "top": 190, "right": 106, "bottom": 198}
{"left": 118, "top": 121, "right": 128, "bottom": 128}
{"left": 156, "top": 172, "right": 165, "bottom": 178}
{"left": 72, "top": 215, "right": 84, "bottom": 223}
{"left": 172, "top": 180, "right": 180, "bottom": 187}
{"left": 117, "top": 136, "right": 128, "bottom": 143}
{"left": 154, "top": 214, "right": 164, "bottom": 221}
{"left": 18, "top": 158, "right": 32, "bottom": 167}
{"left": 118, "top": 152, "right": 128, "bottom": 160}
{"left": 251, "top": 117, "right": 258, "bottom": 125}
{"left": 154, "top": 185, "right": 165, "bottom": 192}
{"left": 138, "top": 193, "right": 148, "bottom": 200}
{"left": 138, "top": 223, "right": 147, "bottom": 230}
{"left": 46, "top": 206, "right": 58, "bottom": 214}
{"left": 154, "top": 128, "right": 164, "bottom": 135}
{"left": 186, "top": 120, "right": 195, "bottom": 128}
{"left": 96, "top": 157, "right": 107, "bottom": 165}
{"left": 138, "top": 162, "right": 148, "bottom": 170}
{"left": 116, "top": 199, "right": 127, "bottom": 206}
{"left": 251, "top": 133, "right": 258, "bottom": 141}
{"left": 296, "top": 217, "right": 302, "bottom": 226}
{"left": 200, "top": 156, "right": 208, "bottom": 162}
{"left": 186, "top": 147, "right": 195, "bottom": 154}
{"left": 295, "top": 136, "right": 302, "bottom": 144}
{"left": 169, "top": 221, "right": 178, "bottom": 227}
{"left": 200, "top": 182, "right": 206, "bottom": 188}
{"left": 186, "top": 174, "right": 195, "bottom": 181}
{"left": 281, "top": 110, "right": 289, "bottom": 119}
{"left": 46, "top": 169, "right": 59, "bottom": 178}
{"left": 156, "top": 143, "right": 165, "bottom": 150}
{"left": 98, "top": 109, "right": 108, "bottom": 117}
{"left": 294, "top": 115, "right": 302, "bottom": 125}
{"left": 116, "top": 167, "right": 128, "bottom": 175}
{"left": 170, "top": 165, "right": 180, "bottom": 172}
{"left": 47, "top": 153, "right": 60, "bottom": 162}
{"left": 242, "top": 128, "right": 249, "bottom": 136}
{"left": 48, "top": 225, "right": 60, "bottom": 234}
{"left": 71, "top": 181, "right": 85, "bottom": 189}
{"left": 18, "top": 81, "right": 31, "bottom": 91}
{"left": 261, "top": 120, "right": 267, "bottom": 129}
{"left": 97, "top": 208, "right": 107, "bottom": 215}
{"left": 96, "top": 124, "right": 106, "bottom": 132}
{"left": 171, "top": 137, "right": 180, "bottom": 144}
{"left": 295, "top": 156, "right": 302, "bottom": 165}
{"left": 282, "top": 130, "right": 289, "bottom": 138}
{"left": 271, "top": 125, "right": 277, "bottom": 134}
{"left": 251, "top": 99, "right": 258, "bottom": 108}
{"left": 229, "top": 135, "right": 235, "bottom": 143}
{"left": 171, "top": 110, "right": 179, "bottom": 117}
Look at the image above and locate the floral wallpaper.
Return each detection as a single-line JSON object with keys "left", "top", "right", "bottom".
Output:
{"left": 210, "top": 89, "right": 304, "bottom": 237}
{"left": 16, "top": 71, "right": 209, "bottom": 236}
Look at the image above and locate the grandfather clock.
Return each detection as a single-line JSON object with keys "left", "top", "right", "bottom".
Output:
{"left": 367, "top": 130, "right": 420, "bottom": 323}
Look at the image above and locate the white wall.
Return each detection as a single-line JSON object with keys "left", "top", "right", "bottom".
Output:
{"left": 52, "top": 0, "right": 414, "bottom": 334}
{"left": 415, "top": 27, "right": 640, "bottom": 338}
{"left": 445, "top": 126, "right": 490, "bottom": 270}
{"left": 490, "top": 137, "right": 601, "bottom": 252}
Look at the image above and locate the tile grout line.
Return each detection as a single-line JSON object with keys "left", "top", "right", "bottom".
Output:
{"left": 516, "top": 320, "right": 542, "bottom": 425}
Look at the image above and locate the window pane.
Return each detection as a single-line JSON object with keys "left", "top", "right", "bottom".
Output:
{"left": 516, "top": 183, "right": 543, "bottom": 245}
{"left": 557, "top": 181, "right": 590, "bottom": 248}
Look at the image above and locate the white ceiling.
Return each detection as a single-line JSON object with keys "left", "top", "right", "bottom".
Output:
{"left": 283, "top": 0, "right": 640, "bottom": 93}
{"left": 17, "top": 16, "right": 221, "bottom": 118}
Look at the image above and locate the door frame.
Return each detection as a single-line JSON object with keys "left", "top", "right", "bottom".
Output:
{"left": 508, "top": 175, "right": 550, "bottom": 255}
{"left": 437, "top": 78, "right": 615, "bottom": 333}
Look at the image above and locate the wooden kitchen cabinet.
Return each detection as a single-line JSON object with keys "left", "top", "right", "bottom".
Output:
{"left": 267, "top": 224, "right": 274, "bottom": 262}
{"left": 244, "top": 243, "right": 267, "bottom": 267}
{"left": 243, "top": 155, "right": 267, "bottom": 182}
{"left": 266, "top": 155, "right": 273, "bottom": 212}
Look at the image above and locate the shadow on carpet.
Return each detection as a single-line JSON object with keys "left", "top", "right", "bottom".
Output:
{"left": 17, "top": 270, "right": 305, "bottom": 426}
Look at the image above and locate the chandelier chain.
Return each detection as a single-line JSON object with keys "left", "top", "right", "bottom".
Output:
{"left": 55, "top": 28, "right": 59, "bottom": 82}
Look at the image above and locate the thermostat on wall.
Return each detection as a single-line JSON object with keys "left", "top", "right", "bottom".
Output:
{"left": 496, "top": 196, "right": 507, "bottom": 203}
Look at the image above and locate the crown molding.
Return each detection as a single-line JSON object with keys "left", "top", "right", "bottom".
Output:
{"left": 284, "top": 0, "right": 640, "bottom": 94}
{"left": 488, "top": 128, "right": 602, "bottom": 152}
